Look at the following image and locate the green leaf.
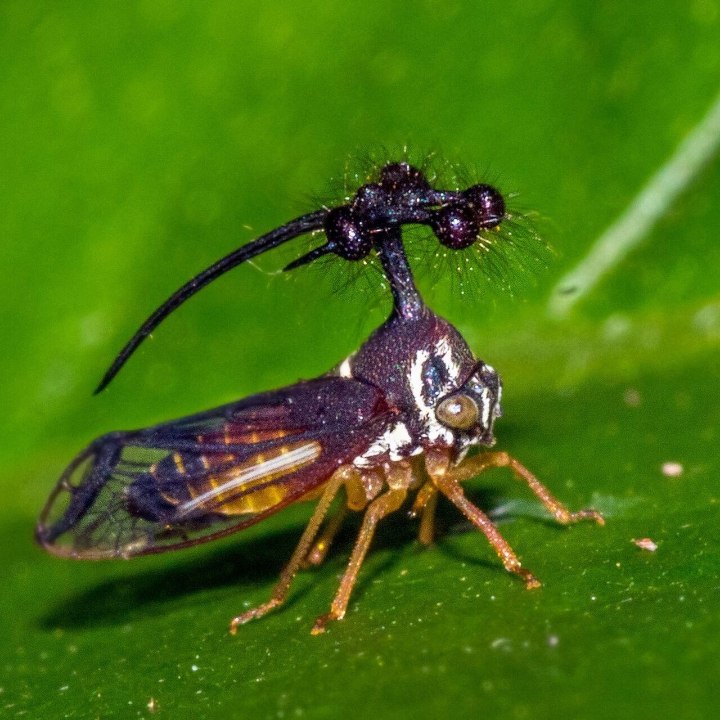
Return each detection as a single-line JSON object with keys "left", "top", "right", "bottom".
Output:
{"left": 2, "top": 2, "right": 719, "bottom": 718}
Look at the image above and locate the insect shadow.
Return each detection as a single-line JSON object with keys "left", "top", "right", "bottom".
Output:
{"left": 39, "top": 522, "right": 312, "bottom": 631}
{"left": 39, "top": 484, "right": 509, "bottom": 631}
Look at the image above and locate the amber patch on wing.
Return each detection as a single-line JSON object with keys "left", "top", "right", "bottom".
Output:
{"left": 177, "top": 441, "right": 323, "bottom": 517}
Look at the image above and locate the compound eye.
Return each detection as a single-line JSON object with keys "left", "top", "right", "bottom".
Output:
{"left": 436, "top": 393, "right": 479, "bottom": 430}
{"left": 324, "top": 206, "right": 372, "bottom": 261}
{"left": 463, "top": 184, "right": 505, "bottom": 229}
{"left": 431, "top": 204, "right": 479, "bottom": 250}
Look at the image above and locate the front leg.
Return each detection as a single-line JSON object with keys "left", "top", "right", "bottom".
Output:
{"left": 425, "top": 448, "right": 603, "bottom": 590}
{"left": 430, "top": 468, "right": 541, "bottom": 589}
{"left": 408, "top": 481, "right": 439, "bottom": 546}
{"left": 444, "top": 450, "right": 604, "bottom": 526}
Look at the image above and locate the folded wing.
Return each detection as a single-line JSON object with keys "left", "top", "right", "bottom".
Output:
{"left": 37, "top": 377, "right": 392, "bottom": 558}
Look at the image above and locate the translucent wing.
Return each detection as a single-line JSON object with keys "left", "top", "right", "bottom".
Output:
{"left": 37, "top": 377, "right": 393, "bottom": 559}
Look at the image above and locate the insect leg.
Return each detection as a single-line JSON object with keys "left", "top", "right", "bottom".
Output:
{"left": 311, "top": 487, "right": 407, "bottom": 635}
{"left": 418, "top": 486, "right": 439, "bottom": 546}
{"left": 229, "top": 466, "right": 355, "bottom": 633}
{"left": 430, "top": 470, "right": 541, "bottom": 589}
{"left": 302, "top": 466, "right": 374, "bottom": 567}
{"left": 409, "top": 482, "right": 439, "bottom": 546}
{"left": 302, "top": 502, "right": 349, "bottom": 568}
{"left": 448, "top": 451, "right": 604, "bottom": 526}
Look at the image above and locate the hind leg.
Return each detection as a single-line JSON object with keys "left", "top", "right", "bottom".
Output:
{"left": 229, "top": 465, "right": 363, "bottom": 633}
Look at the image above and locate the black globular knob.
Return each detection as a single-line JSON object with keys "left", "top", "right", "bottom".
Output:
{"left": 379, "top": 162, "right": 431, "bottom": 192}
{"left": 463, "top": 184, "right": 505, "bottom": 229}
{"left": 351, "top": 182, "right": 385, "bottom": 216}
{"left": 324, "top": 206, "right": 372, "bottom": 261}
{"left": 431, "top": 204, "right": 479, "bottom": 250}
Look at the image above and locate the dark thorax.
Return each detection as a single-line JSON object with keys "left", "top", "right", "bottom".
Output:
{"left": 336, "top": 305, "right": 503, "bottom": 469}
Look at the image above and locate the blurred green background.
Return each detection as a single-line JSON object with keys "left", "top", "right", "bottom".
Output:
{"left": 2, "top": 2, "right": 720, "bottom": 718}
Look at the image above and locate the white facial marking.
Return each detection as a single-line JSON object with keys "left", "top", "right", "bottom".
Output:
{"left": 435, "top": 337, "right": 460, "bottom": 381}
{"left": 480, "top": 387, "right": 491, "bottom": 427}
{"left": 408, "top": 348, "right": 430, "bottom": 411}
{"left": 407, "top": 346, "right": 456, "bottom": 445}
